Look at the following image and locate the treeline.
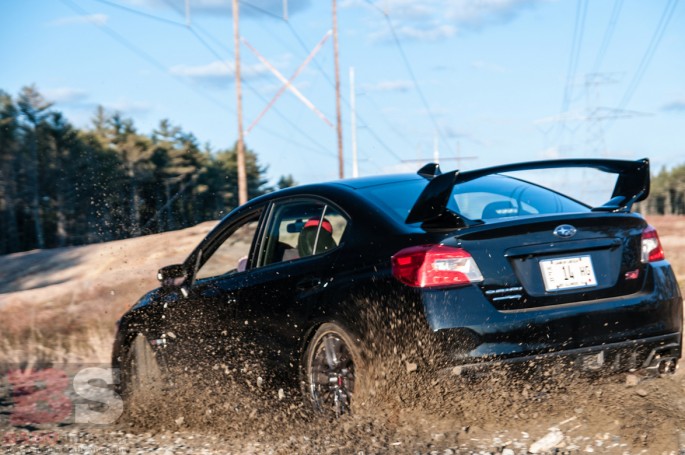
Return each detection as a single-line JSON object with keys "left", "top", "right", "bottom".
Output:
{"left": 0, "top": 85, "right": 292, "bottom": 255}
{"left": 640, "top": 164, "right": 685, "bottom": 215}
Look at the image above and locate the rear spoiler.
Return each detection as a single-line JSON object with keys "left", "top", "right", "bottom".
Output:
{"left": 406, "top": 158, "right": 650, "bottom": 228}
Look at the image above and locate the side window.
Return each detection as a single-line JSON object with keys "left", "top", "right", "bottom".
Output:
{"left": 195, "top": 217, "right": 260, "bottom": 280}
{"left": 260, "top": 200, "right": 348, "bottom": 266}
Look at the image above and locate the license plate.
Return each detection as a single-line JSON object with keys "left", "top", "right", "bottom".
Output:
{"left": 539, "top": 255, "right": 597, "bottom": 292}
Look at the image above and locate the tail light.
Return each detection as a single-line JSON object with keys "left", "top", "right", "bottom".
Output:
{"left": 641, "top": 225, "right": 665, "bottom": 263}
{"left": 391, "top": 244, "right": 484, "bottom": 288}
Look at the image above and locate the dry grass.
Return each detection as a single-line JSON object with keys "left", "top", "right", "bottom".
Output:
{"left": 0, "top": 326, "right": 114, "bottom": 369}
{"left": 0, "top": 221, "right": 215, "bottom": 367}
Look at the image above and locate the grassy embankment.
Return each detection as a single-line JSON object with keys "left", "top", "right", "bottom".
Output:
{"left": 0, "top": 221, "right": 215, "bottom": 368}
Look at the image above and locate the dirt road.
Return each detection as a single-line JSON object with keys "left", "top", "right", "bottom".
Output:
{"left": 2, "top": 363, "right": 685, "bottom": 454}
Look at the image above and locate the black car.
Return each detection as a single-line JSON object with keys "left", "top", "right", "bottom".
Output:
{"left": 113, "top": 158, "right": 682, "bottom": 415}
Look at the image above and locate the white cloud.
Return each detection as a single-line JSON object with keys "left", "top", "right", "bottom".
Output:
{"left": 171, "top": 61, "right": 236, "bottom": 78}
{"left": 361, "top": 80, "right": 413, "bottom": 93}
{"left": 354, "top": 0, "right": 543, "bottom": 42}
{"left": 370, "top": 0, "right": 541, "bottom": 25}
{"left": 170, "top": 60, "right": 270, "bottom": 86}
{"left": 124, "top": 0, "right": 310, "bottom": 18}
{"left": 444, "top": 0, "right": 540, "bottom": 27}
{"left": 662, "top": 99, "right": 685, "bottom": 113}
{"left": 43, "top": 87, "right": 90, "bottom": 104}
{"left": 391, "top": 23, "right": 457, "bottom": 41}
{"left": 339, "top": 0, "right": 372, "bottom": 8}
{"left": 51, "top": 14, "right": 108, "bottom": 26}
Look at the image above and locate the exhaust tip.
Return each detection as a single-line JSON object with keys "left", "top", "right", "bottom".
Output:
{"left": 646, "top": 355, "right": 678, "bottom": 376}
{"left": 653, "top": 357, "right": 677, "bottom": 375}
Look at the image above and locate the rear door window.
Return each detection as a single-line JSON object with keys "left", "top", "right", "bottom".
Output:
{"left": 259, "top": 199, "right": 348, "bottom": 267}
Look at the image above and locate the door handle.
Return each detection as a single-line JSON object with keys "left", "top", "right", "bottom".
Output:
{"left": 296, "top": 277, "right": 322, "bottom": 291}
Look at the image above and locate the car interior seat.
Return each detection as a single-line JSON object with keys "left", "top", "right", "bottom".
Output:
{"left": 297, "top": 218, "right": 337, "bottom": 257}
{"left": 481, "top": 200, "right": 518, "bottom": 219}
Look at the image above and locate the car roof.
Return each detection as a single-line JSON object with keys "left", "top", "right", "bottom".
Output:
{"left": 331, "top": 173, "right": 424, "bottom": 190}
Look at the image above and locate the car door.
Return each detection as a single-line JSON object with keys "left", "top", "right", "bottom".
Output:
{"left": 236, "top": 198, "right": 349, "bottom": 376}
{"left": 161, "top": 209, "right": 265, "bottom": 369}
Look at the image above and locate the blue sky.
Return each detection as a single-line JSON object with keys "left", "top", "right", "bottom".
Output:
{"left": 1, "top": 0, "right": 683, "bottom": 185}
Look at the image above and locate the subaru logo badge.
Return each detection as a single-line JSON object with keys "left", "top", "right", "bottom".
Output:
{"left": 553, "top": 224, "right": 577, "bottom": 238}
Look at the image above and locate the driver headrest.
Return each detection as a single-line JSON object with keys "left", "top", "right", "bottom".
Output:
{"left": 303, "top": 217, "right": 333, "bottom": 234}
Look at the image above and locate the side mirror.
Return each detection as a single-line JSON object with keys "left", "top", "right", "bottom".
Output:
{"left": 157, "top": 264, "right": 187, "bottom": 287}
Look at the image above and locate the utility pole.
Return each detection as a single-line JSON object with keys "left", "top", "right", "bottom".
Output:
{"left": 433, "top": 133, "right": 439, "bottom": 163}
{"left": 243, "top": 33, "right": 333, "bottom": 133}
{"left": 332, "top": 0, "right": 343, "bottom": 179}
{"left": 350, "top": 67, "right": 358, "bottom": 177}
{"left": 232, "top": 0, "right": 248, "bottom": 205}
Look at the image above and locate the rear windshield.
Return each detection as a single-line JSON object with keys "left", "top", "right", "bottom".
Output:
{"left": 361, "top": 174, "right": 589, "bottom": 223}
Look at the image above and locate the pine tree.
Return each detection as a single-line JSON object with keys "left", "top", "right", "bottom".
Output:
{"left": 0, "top": 91, "right": 20, "bottom": 253}
{"left": 17, "top": 85, "right": 53, "bottom": 250}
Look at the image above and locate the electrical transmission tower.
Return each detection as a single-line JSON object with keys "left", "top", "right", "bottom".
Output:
{"left": 584, "top": 72, "right": 643, "bottom": 158}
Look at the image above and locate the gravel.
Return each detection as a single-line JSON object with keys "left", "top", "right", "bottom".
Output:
{"left": 2, "top": 368, "right": 685, "bottom": 454}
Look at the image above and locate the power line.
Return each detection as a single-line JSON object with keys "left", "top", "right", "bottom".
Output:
{"left": 180, "top": 20, "right": 336, "bottom": 157}
{"left": 229, "top": 12, "right": 402, "bottom": 166}
{"left": 160, "top": 0, "right": 185, "bottom": 17}
{"left": 59, "top": 0, "right": 335, "bottom": 157}
{"left": 167, "top": 8, "right": 333, "bottom": 152}
{"left": 107, "top": 0, "right": 399, "bottom": 167}
{"left": 238, "top": 0, "right": 284, "bottom": 21}
{"left": 204, "top": 3, "right": 404, "bottom": 167}
{"left": 601, "top": 0, "right": 678, "bottom": 134}
{"left": 359, "top": 121, "right": 404, "bottom": 162}
{"left": 283, "top": 22, "right": 404, "bottom": 161}
{"left": 161, "top": 0, "right": 284, "bottom": 22}
{"left": 364, "top": 0, "right": 451, "bottom": 151}
{"left": 154, "top": 0, "right": 338, "bottom": 156}
{"left": 549, "top": 0, "right": 588, "bottom": 149}
{"left": 590, "top": 0, "right": 624, "bottom": 75}
{"left": 614, "top": 0, "right": 678, "bottom": 112}
{"left": 561, "top": 0, "right": 588, "bottom": 115}
{"left": 90, "top": 0, "right": 186, "bottom": 27}
{"left": 58, "top": 0, "right": 233, "bottom": 113}
{"left": 357, "top": 91, "right": 416, "bottom": 153}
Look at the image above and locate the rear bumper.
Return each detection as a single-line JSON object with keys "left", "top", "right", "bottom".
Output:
{"left": 424, "top": 262, "right": 682, "bottom": 374}
{"left": 445, "top": 332, "right": 681, "bottom": 376}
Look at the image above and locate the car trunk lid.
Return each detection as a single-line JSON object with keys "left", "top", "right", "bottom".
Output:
{"left": 444, "top": 213, "right": 648, "bottom": 310}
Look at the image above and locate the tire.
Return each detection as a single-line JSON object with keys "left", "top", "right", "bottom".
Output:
{"left": 302, "top": 322, "right": 363, "bottom": 417}
{"left": 121, "top": 333, "right": 166, "bottom": 406}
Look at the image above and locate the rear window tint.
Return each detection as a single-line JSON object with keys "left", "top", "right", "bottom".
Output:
{"left": 360, "top": 179, "right": 426, "bottom": 222}
{"left": 361, "top": 174, "right": 588, "bottom": 223}
{"left": 451, "top": 175, "right": 589, "bottom": 220}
